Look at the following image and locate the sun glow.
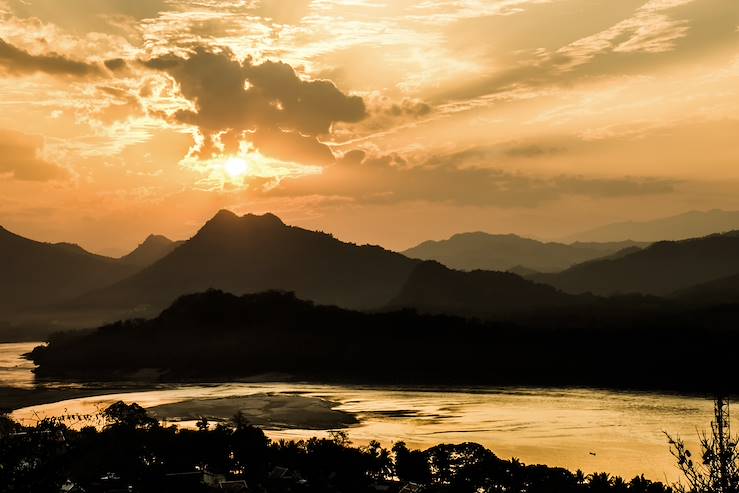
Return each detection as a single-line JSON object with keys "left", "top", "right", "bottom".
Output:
{"left": 224, "top": 157, "right": 249, "bottom": 178}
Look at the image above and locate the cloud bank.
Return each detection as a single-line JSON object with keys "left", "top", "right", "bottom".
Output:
{"left": 143, "top": 48, "right": 367, "bottom": 165}
{"left": 0, "top": 38, "right": 102, "bottom": 77}
{"left": 266, "top": 149, "right": 677, "bottom": 207}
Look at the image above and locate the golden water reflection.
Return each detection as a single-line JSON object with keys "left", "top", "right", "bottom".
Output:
{"left": 10, "top": 382, "right": 715, "bottom": 483}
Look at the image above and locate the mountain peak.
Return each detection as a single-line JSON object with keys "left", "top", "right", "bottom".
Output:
{"left": 199, "top": 210, "right": 286, "bottom": 236}
{"left": 211, "top": 209, "right": 240, "bottom": 223}
{"left": 242, "top": 212, "right": 284, "bottom": 226}
{"left": 119, "top": 233, "right": 181, "bottom": 267}
{"left": 141, "top": 234, "right": 174, "bottom": 246}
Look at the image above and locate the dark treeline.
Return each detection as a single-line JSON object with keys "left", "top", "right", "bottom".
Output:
{"left": 0, "top": 402, "right": 672, "bottom": 493}
{"left": 28, "top": 290, "right": 739, "bottom": 393}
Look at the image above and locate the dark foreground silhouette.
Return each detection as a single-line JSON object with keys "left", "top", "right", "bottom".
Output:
{"left": 28, "top": 289, "right": 739, "bottom": 392}
{"left": 0, "top": 402, "right": 673, "bottom": 493}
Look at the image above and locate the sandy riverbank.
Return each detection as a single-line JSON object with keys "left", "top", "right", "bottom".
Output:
{"left": 148, "top": 393, "right": 358, "bottom": 429}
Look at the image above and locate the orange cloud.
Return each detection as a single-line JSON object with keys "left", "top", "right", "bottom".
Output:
{"left": 0, "top": 38, "right": 102, "bottom": 77}
{"left": 143, "top": 47, "right": 367, "bottom": 165}
{"left": 0, "top": 129, "right": 68, "bottom": 181}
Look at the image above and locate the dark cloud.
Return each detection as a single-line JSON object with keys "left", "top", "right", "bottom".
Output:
{"left": 250, "top": 128, "right": 336, "bottom": 166}
{"left": 104, "top": 58, "right": 128, "bottom": 72}
{"left": 0, "top": 130, "right": 68, "bottom": 181}
{"left": 0, "top": 38, "right": 102, "bottom": 77}
{"left": 92, "top": 86, "right": 145, "bottom": 124}
{"left": 265, "top": 148, "right": 676, "bottom": 207}
{"left": 386, "top": 99, "right": 432, "bottom": 118}
{"left": 143, "top": 48, "right": 366, "bottom": 165}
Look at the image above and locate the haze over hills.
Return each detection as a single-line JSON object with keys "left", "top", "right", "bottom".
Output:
{"left": 118, "top": 234, "right": 183, "bottom": 268}
{"left": 534, "top": 231, "right": 739, "bottom": 296}
{"left": 0, "top": 225, "right": 137, "bottom": 318}
{"left": 8, "top": 208, "right": 739, "bottom": 338}
{"left": 565, "top": 209, "right": 739, "bottom": 242}
{"left": 402, "top": 232, "right": 647, "bottom": 273}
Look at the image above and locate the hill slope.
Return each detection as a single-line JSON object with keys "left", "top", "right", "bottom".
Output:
{"left": 673, "top": 273, "right": 739, "bottom": 305}
{"left": 535, "top": 231, "right": 739, "bottom": 296}
{"left": 0, "top": 225, "right": 137, "bottom": 317}
{"left": 29, "top": 289, "right": 739, "bottom": 391}
{"left": 76, "top": 210, "right": 420, "bottom": 313}
{"left": 402, "top": 232, "right": 646, "bottom": 273}
{"left": 389, "top": 261, "right": 583, "bottom": 316}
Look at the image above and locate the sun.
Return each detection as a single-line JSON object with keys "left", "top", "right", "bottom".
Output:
{"left": 223, "top": 157, "right": 249, "bottom": 178}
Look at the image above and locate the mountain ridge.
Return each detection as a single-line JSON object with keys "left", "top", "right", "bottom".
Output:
{"left": 0, "top": 224, "right": 138, "bottom": 317}
{"left": 71, "top": 210, "right": 421, "bottom": 316}
{"left": 119, "top": 233, "right": 183, "bottom": 267}
{"left": 565, "top": 209, "right": 739, "bottom": 242}
{"left": 534, "top": 230, "right": 739, "bottom": 296}
{"left": 402, "top": 231, "right": 648, "bottom": 273}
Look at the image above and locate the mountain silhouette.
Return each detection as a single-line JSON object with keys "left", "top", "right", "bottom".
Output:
{"left": 0, "top": 225, "right": 137, "bottom": 317}
{"left": 388, "top": 260, "right": 582, "bottom": 317}
{"left": 402, "top": 232, "right": 646, "bottom": 273}
{"left": 32, "top": 288, "right": 739, "bottom": 391}
{"left": 534, "top": 231, "right": 739, "bottom": 296}
{"left": 73, "top": 210, "right": 420, "bottom": 314}
{"left": 118, "top": 234, "right": 183, "bottom": 267}
{"left": 673, "top": 272, "right": 739, "bottom": 305}
{"left": 565, "top": 209, "right": 739, "bottom": 242}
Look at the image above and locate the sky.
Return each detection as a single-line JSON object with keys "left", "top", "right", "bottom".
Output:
{"left": 0, "top": 0, "right": 737, "bottom": 255}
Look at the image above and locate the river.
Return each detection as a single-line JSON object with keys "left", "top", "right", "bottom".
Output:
{"left": 0, "top": 342, "right": 716, "bottom": 483}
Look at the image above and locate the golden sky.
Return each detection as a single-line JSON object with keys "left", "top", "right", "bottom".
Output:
{"left": 0, "top": 0, "right": 737, "bottom": 254}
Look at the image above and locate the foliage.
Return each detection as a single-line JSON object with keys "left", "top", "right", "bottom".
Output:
{"left": 667, "top": 428, "right": 739, "bottom": 492}
{"left": 28, "top": 289, "right": 739, "bottom": 392}
{"left": 0, "top": 401, "right": 675, "bottom": 493}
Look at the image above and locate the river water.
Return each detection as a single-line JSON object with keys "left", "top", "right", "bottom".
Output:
{"left": 0, "top": 342, "right": 717, "bottom": 483}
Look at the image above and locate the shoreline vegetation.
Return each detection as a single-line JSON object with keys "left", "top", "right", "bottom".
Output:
{"left": 27, "top": 289, "right": 739, "bottom": 393}
{"left": 0, "top": 401, "right": 675, "bottom": 493}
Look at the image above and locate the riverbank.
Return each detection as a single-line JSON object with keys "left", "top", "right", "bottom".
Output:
{"left": 1, "top": 402, "right": 678, "bottom": 493}
{"left": 0, "top": 342, "right": 716, "bottom": 482}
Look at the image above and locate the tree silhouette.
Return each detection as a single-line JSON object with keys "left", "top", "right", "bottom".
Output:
{"left": 102, "top": 401, "right": 158, "bottom": 430}
{"left": 667, "top": 397, "right": 739, "bottom": 493}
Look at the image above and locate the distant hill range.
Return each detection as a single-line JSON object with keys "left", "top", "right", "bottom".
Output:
{"left": 8, "top": 211, "right": 588, "bottom": 331}
{"left": 534, "top": 231, "right": 739, "bottom": 297}
{"left": 402, "top": 232, "right": 647, "bottom": 273}
{"left": 118, "top": 234, "right": 183, "bottom": 267}
{"left": 6, "top": 209, "right": 739, "bottom": 340}
{"left": 0, "top": 226, "right": 181, "bottom": 335}
{"left": 0, "top": 225, "right": 136, "bottom": 317}
{"left": 565, "top": 209, "right": 739, "bottom": 242}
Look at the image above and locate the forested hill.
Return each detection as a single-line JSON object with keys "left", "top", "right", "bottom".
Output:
{"left": 29, "top": 289, "right": 739, "bottom": 392}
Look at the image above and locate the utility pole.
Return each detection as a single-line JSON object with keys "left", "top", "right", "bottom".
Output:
{"left": 713, "top": 395, "right": 733, "bottom": 493}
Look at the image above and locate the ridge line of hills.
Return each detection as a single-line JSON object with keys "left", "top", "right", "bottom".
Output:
{"left": 29, "top": 288, "right": 739, "bottom": 392}
{"left": 402, "top": 231, "right": 649, "bottom": 273}
{"left": 4, "top": 209, "right": 739, "bottom": 341}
